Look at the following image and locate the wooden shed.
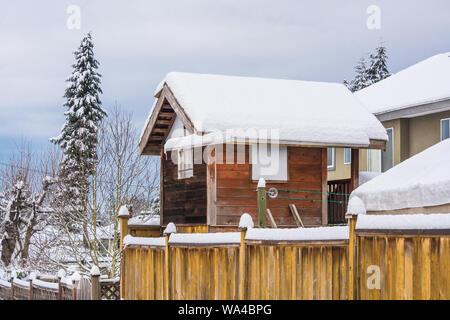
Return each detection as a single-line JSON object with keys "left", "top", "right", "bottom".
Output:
{"left": 139, "top": 72, "right": 387, "bottom": 231}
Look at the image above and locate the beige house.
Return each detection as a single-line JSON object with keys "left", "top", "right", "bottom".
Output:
{"left": 328, "top": 52, "right": 450, "bottom": 181}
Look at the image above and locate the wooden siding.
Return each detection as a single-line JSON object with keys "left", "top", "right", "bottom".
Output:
{"left": 162, "top": 151, "right": 207, "bottom": 226}
{"left": 245, "top": 242, "right": 348, "bottom": 300}
{"left": 214, "top": 145, "right": 326, "bottom": 227}
{"left": 356, "top": 234, "right": 450, "bottom": 300}
{"left": 122, "top": 245, "right": 166, "bottom": 300}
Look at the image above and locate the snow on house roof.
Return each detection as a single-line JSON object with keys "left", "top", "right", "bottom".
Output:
{"left": 245, "top": 226, "right": 349, "bottom": 242}
{"left": 356, "top": 213, "right": 450, "bottom": 230}
{"left": 355, "top": 52, "right": 450, "bottom": 115}
{"left": 147, "top": 72, "right": 387, "bottom": 148}
{"left": 351, "top": 138, "right": 450, "bottom": 212}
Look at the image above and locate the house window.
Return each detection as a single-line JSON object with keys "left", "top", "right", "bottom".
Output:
{"left": 344, "top": 148, "right": 351, "bottom": 164}
{"left": 177, "top": 148, "right": 193, "bottom": 179}
{"left": 367, "top": 149, "right": 381, "bottom": 172}
{"left": 441, "top": 118, "right": 450, "bottom": 140}
{"left": 327, "top": 148, "right": 335, "bottom": 170}
{"left": 381, "top": 128, "right": 394, "bottom": 172}
{"left": 251, "top": 145, "right": 288, "bottom": 181}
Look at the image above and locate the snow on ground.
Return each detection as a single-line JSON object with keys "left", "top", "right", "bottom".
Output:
{"left": 356, "top": 52, "right": 450, "bottom": 114}
{"left": 351, "top": 139, "right": 450, "bottom": 212}
{"left": 356, "top": 213, "right": 450, "bottom": 230}
{"left": 169, "top": 232, "right": 241, "bottom": 245}
{"left": 143, "top": 72, "right": 387, "bottom": 148}
{"left": 123, "top": 235, "right": 166, "bottom": 247}
{"left": 245, "top": 226, "right": 349, "bottom": 241}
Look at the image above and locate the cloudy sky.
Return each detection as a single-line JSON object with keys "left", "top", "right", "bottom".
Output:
{"left": 1, "top": 0, "right": 450, "bottom": 159}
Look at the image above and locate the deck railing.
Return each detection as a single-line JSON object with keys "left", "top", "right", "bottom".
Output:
{"left": 327, "top": 179, "right": 350, "bottom": 224}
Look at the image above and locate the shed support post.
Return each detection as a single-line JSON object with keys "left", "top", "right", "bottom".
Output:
{"left": 238, "top": 227, "right": 247, "bottom": 299}
{"left": 350, "top": 149, "right": 359, "bottom": 192}
{"left": 257, "top": 179, "right": 267, "bottom": 228}
{"left": 29, "top": 279, "right": 33, "bottom": 300}
{"left": 164, "top": 234, "right": 170, "bottom": 300}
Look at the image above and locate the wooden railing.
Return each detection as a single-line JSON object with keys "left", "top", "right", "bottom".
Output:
{"left": 327, "top": 179, "right": 350, "bottom": 224}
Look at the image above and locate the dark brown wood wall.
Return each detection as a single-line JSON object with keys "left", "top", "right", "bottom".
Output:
{"left": 213, "top": 145, "right": 325, "bottom": 227}
{"left": 162, "top": 152, "right": 207, "bottom": 225}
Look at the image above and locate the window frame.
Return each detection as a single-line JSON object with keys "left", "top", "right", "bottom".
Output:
{"left": 381, "top": 127, "right": 394, "bottom": 172}
{"left": 441, "top": 118, "right": 450, "bottom": 141}
{"left": 327, "top": 148, "right": 336, "bottom": 171}
{"left": 367, "top": 149, "right": 381, "bottom": 173}
{"left": 250, "top": 144, "right": 289, "bottom": 182}
{"left": 344, "top": 148, "right": 351, "bottom": 165}
{"left": 177, "top": 148, "right": 194, "bottom": 180}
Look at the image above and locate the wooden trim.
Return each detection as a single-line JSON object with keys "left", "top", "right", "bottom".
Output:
{"left": 139, "top": 95, "right": 166, "bottom": 154}
{"left": 162, "top": 84, "right": 196, "bottom": 134}
{"left": 206, "top": 148, "right": 217, "bottom": 226}
{"left": 321, "top": 148, "right": 328, "bottom": 225}
{"left": 367, "top": 139, "right": 386, "bottom": 151}
{"left": 355, "top": 229, "right": 450, "bottom": 235}
{"left": 288, "top": 204, "right": 304, "bottom": 228}
{"left": 266, "top": 209, "right": 277, "bottom": 228}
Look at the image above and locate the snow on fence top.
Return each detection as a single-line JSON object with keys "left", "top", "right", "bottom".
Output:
{"left": 351, "top": 139, "right": 450, "bottom": 212}
{"left": 118, "top": 205, "right": 130, "bottom": 217}
{"left": 169, "top": 232, "right": 242, "bottom": 245}
{"left": 0, "top": 278, "right": 11, "bottom": 288}
{"left": 123, "top": 235, "right": 166, "bottom": 247}
{"left": 356, "top": 52, "right": 450, "bottom": 115}
{"left": 145, "top": 72, "right": 387, "bottom": 148}
{"left": 346, "top": 196, "right": 366, "bottom": 216}
{"left": 356, "top": 213, "right": 450, "bottom": 231}
{"left": 32, "top": 278, "right": 59, "bottom": 290}
{"left": 245, "top": 226, "right": 349, "bottom": 242}
{"left": 13, "top": 277, "right": 29, "bottom": 288}
{"left": 164, "top": 222, "right": 177, "bottom": 234}
{"left": 90, "top": 265, "right": 100, "bottom": 276}
{"left": 128, "top": 215, "right": 160, "bottom": 226}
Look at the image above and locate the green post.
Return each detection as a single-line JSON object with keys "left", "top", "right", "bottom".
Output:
{"left": 257, "top": 178, "right": 267, "bottom": 228}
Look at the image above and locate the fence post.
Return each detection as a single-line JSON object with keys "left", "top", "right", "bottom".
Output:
{"left": 119, "top": 205, "right": 131, "bottom": 252}
{"left": 163, "top": 223, "right": 176, "bottom": 300}
{"left": 238, "top": 226, "right": 247, "bottom": 300}
{"left": 257, "top": 178, "right": 267, "bottom": 228}
{"left": 90, "top": 266, "right": 101, "bottom": 300}
{"left": 346, "top": 213, "right": 357, "bottom": 300}
{"left": 29, "top": 279, "right": 33, "bottom": 300}
{"left": 57, "top": 269, "right": 65, "bottom": 300}
{"left": 71, "top": 272, "right": 80, "bottom": 300}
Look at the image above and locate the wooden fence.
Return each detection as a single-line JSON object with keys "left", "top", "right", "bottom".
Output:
{"left": 121, "top": 228, "right": 349, "bottom": 300}
{"left": 121, "top": 213, "right": 450, "bottom": 300}
{"left": 0, "top": 274, "right": 121, "bottom": 300}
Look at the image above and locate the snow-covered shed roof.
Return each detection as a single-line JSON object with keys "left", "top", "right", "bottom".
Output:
{"left": 350, "top": 138, "right": 450, "bottom": 212}
{"left": 140, "top": 72, "right": 387, "bottom": 155}
{"left": 355, "top": 52, "right": 450, "bottom": 116}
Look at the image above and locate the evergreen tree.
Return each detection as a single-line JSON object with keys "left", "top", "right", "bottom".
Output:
{"left": 348, "top": 57, "right": 371, "bottom": 92}
{"left": 367, "top": 44, "right": 391, "bottom": 83}
{"left": 51, "top": 33, "right": 106, "bottom": 216}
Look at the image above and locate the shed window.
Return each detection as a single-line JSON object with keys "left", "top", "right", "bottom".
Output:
{"left": 327, "top": 148, "right": 335, "bottom": 170}
{"left": 251, "top": 145, "right": 288, "bottom": 181}
{"left": 441, "top": 118, "right": 450, "bottom": 140}
{"left": 344, "top": 148, "right": 351, "bottom": 164}
{"left": 177, "top": 148, "right": 193, "bottom": 179}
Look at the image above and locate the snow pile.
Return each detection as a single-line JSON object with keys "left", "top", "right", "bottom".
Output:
{"left": 169, "top": 232, "right": 241, "bottom": 245}
{"left": 118, "top": 205, "right": 130, "bottom": 217}
{"left": 257, "top": 177, "right": 266, "bottom": 188}
{"left": 346, "top": 196, "right": 366, "bottom": 215}
{"left": 351, "top": 139, "right": 450, "bottom": 211}
{"left": 245, "top": 226, "right": 349, "bottom": 241}
{"left": 359, "top": 171, "right": 381, "bottom": 186}
{"left": 143, "top": 72, "right": 387, "bottom": 148}
{"left": 356, "top": 213, "right": 450, "bottom": 230}
{"left": 71, "top": 271, "right": 81, "bottom": 282}
{"left": 90, "top": 265, "right": 100, "bottom": 276}
{"left": 57, "top": 269, "right": 66, "bottom": 279}
{"left": 356, "top": 52, "right": 450, "bottom": 114}
{"left": 128, "top": 215, "right": 160, "bottom": 226}
{"left": 123, "top": 235, "right": 166, "bottom": 247}
{"left": 164, "top": 222, "right": 177, "bottom": 235}
{"left": 239, "top": 213, "right": 254, "bottom": 229}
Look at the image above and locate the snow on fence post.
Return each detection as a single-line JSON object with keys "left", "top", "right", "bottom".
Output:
{"left": 119, "top": 205, "right": 131, "bottom": 252}
{"left": 90, "top": 266, "right": 101, "bottom": 300}
{"left": 57, "top": 269, "right": 65, "bottom": 300}
{"left": 71, "top": 272, "right": 81, "bottom": 300}
{"left": 257, "top": 178, "right": 267, "bottom": 228}
{"left": 163, "top": 223, "right": 176, "bottom": 300}
{"left": 238, "top": 213, "right": 253, "bottom": 299}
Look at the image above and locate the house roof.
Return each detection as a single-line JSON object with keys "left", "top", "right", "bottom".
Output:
{"left": 349, "top": 138, "right": 450, "bottom": 212}
{"left": 355, "top": 52, "right": 450, "bottom": 116}
{"left": 140, "top": 72, "right": 387, "bottom": 154}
